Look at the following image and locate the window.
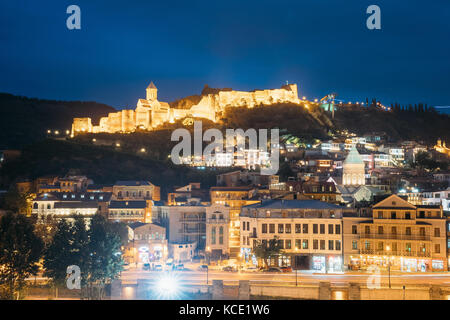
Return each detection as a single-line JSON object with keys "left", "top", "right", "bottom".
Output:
{"left": 405, "top": 227, "right": 411, "bottom": 235}
{"left": 378, "top": 226, "right": 384, "bottom": 234}
{"left": 269, "top": 224, "right": 275, "bottom": 233}
{"left": 378, "top": 212, "right": 383, "bottom": 219}
{"left": 335, "top": 225, "right": 341, "bottom": 235}
{"left": 278, "top": 224, "right": 284, "bottom": 233}
{"left": 219, "top": 227, "right": 223, "bottom": 245}
{"left": 392, "top": 242, "right": 397, "bottom": 252}
{"left": 435, "top": 244, "right": 440, "bottom": 253}
{"left": 295, "top": 239, "right": 301, "bottom": 249}
{"left": 392, "top": 226, "right": 397, "bottom": 234}
{"left": 365, "top": 226, "right": 370, "bottom": 234}
{"left": 434, "top": 228, "right": 440, "bottom": 237}
{"left": 295, "top": 224, "right": 301, "bottom": 233}
{"left": 335, "top": 240, "right": 341, "bottom": 251}
{"left": 320, "top": 240, "right": 325, "bottom": 250}
{"left": 378, "top": 242, "right": 384, "bottom": 251}
{"left": 328, "top": 224, "right": 334, "bottom": 234}
{"left": 302, "top": 239, "right": 308, "bottom": 249}
{"left": 365, "top": 241, "right": 371, "bottom": 250}
{"left": 303, "top": 224, "right": 309, "bottom": 234}
{"left": 352, "top": 225, "right": 357, "bottom": 234}
{"left": 211, "top": 227, "right": 216, "bottom": 245}
{"left": 391, "top": 212, "right": 396, "bottom": 219}
{"left": 262, "top": 224, "right": 267, "bottom": 233}
{"left": 320, "top": 224, "right": 325, "bottom": 234}
{"left": 419, "top": 227, "right": 425, "bottom": 236}
{"left": 278, "top": 240, "right": 284, "bottom": 249}
{"left": 352, "top": 240, "right": 358, "bottom": 250}
{"left": 313, "top": 240, "right": 318, "bottom": 250}
{"left": 313, "top": 224, "right": 318, "bottom": 234}
{"left": 418, "top": 211, "right": 425, "bottom": 218}
{"left": 406, "top": 243, "right": 411, "bottom": 252}
{"left": 328, "top": 240, "right": 334, "bottom": 250}
{"left": 285, "top": 224, "right": 291, "bottom": 234}
{"left": 405, "top": 212, "right": 411, "bottom": 219}
{"left": 285, "top": 239, "right": 291, "bottom": 249}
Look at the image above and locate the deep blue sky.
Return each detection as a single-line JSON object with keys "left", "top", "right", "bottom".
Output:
{"left": 1, "top": 0, "right": 449, "bottom": 109}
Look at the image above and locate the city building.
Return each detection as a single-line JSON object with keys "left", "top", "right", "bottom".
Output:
{"left": 112, "top": 180, "right": 160, "bottom": 201}
{"left": 205, "top": 204, "right": 230, "bottom": 260}
{"left": 343, "top": 194, "right": 447, "bottom": 272}
{"left": 108, "top": 200, "right": 150, "bottom": 223}
{"left": 32, "top": 192, "right": 112, "bottom": 220}
{"left": 153, "top": 203, "right": 207, "bottom": 251}
{"left": 210, "top": 186, "right": 260, "bottom": 258}
{"left": 123, "top": 222, "right": 168, "bottom": 266}
{"left": 342, "top": 146, "right": 366, "bottom": 186}
{"left": 240, "top": 199, "right": 345, "bottom": 272}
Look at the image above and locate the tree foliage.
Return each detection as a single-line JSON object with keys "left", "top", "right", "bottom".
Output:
{"left": 252, "top": 237, "right": 284, "bottom": 269}
{"left": 0, "top": 212, "right": 43, "bottom": 299}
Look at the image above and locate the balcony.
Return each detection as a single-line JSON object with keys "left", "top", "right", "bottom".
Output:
{"left": 360, "top": 249, "right": 431, "bottom": 257}
{"left": 179, "top": 218, "right": 206, "bottom": 222}
{"left": 359, "top": 233, "right": 430, "bottom": 241}
{"left": 207, "top": 218, "right": 229, "bottom": 223}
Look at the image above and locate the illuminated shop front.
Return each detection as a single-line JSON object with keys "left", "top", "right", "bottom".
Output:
{"left": 349, "top": 255, "right": 445, "bottom": 272}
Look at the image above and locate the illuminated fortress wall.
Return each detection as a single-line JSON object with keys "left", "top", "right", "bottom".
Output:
{"left": 71, "top": 82, "right": 300, "bottom": 136}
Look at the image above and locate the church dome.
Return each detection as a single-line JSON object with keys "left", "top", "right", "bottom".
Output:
{"left": 344, "top": 146, "right": 364, "bottom": 165}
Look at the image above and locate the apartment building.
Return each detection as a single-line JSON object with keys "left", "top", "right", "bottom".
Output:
{"left": 112, "top": 180, "right": 160, "bottom": 201}
{"left": 343, "top": 194, "right": 447, "bottom": 272}
{"left": 240, "top": 199, "right": 344, "bottom": 272}
{"left": 210, "top": 186, "right": 260, "bottom": 258}
{"left": 205, "top": 204, "right": 230, "bottom": 260}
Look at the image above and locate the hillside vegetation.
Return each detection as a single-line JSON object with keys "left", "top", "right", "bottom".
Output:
{"left": 0, "top": 93, "right": 115, "bottom": 149}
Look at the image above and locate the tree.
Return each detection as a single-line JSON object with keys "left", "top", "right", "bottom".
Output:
{"left": 1, "top": 186, "right": 31, "bottom": 215}
{"left": 43, "top": 219, "right": 74, "bottom": 298}
{"left": 0, "top": 212, "right": 43, "bottom": 299}
{"left": 85, "top": 215, "right": 123, "bottom": 299}
{"left": 252, "top": 237, "right": 283, "bottom": 269}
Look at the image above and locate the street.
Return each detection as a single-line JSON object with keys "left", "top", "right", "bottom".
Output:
{"left": 119, "top": 268, "right": 450, "bottom": 288}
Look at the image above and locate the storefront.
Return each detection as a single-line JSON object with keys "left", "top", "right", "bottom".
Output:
{"left": 312, "top": 255, "right": 326, "bottom": 272}
{"left": 349, "top": 255, "right": 445, "bottom": 272}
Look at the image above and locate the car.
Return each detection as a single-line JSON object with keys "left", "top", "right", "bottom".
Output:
{"left": 280, "top": 266, "right": 293, "bottom": 273}
{"left": 142, "top": 263, "right": 150, "bottom": 271}
{"left": 243, "top": 266, "right": 258, "bottom": 272}
{"left": 154, "top": 264, "right": 163, "bottom": 271}
{"left": 222, "top": 266, "right": 237, "bottom": 272}
{"left": 197, "top": 264, "right": 209, "bottom": 271}
{"left": 264, "top": 267, "right": 281, "bottom": 273}
{"left": 175, "top": 263, "right": 184, "bottom": 271}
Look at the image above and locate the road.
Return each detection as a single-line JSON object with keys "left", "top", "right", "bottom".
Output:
{"left": 120, "top": 269, "right": 450, "bottom": 288}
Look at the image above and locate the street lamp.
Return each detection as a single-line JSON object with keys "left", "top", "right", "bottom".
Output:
{"left": 386, "top": 245, "right": 391, "bottom": 289}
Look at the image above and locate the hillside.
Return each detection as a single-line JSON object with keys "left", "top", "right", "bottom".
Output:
{"left": 0, "top": 139, "right": 220, "bottom": 195}
{"left": 0, "top": 93, "right": 116, "bottom": 149}
{"left": 333, "top": 106, "right": 450, "bottom": 144}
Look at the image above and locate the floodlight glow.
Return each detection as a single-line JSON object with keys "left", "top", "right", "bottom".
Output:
{"left": 154, "top": 273, "right": 181, "bottom": 299}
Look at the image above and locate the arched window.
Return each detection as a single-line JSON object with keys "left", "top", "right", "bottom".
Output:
{"left": 33, "top": 203, "right": 38, "bottom": 209}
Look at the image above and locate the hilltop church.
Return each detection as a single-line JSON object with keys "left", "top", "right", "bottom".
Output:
{"left": 71, "top": 82, "right": 301, "bottom": 135}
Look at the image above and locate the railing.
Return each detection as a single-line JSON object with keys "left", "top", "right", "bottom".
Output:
{"left": 360, "top": 249, "right": 431, "bottom": 257}
{"left": 207, "top": 218, "right": 229, "bottom": 223}
{"left": 359, "top": 233, "right": 431, "bottom": 241}
{"left": 179, "top": 218, "right": 206, "bottom": 222}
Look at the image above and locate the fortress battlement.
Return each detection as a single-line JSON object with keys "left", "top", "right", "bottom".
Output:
{"left": 71, "top": 82, "right": 300, "bottom": 136}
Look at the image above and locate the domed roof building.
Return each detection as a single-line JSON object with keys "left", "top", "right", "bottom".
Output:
{"left": 342, "top": 146, "right": 365, "bottom": 186}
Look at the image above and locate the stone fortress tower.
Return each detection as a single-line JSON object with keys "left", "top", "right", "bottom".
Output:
{"left": 342, "top": 146, "right": 366, "bottom": 186}
{"left": 71, "top": 81, "right": 301, "bottom": 135}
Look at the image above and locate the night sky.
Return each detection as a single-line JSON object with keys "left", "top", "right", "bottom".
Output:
{"left": 1, "top": 0, "right": 449, "bottom": 109}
